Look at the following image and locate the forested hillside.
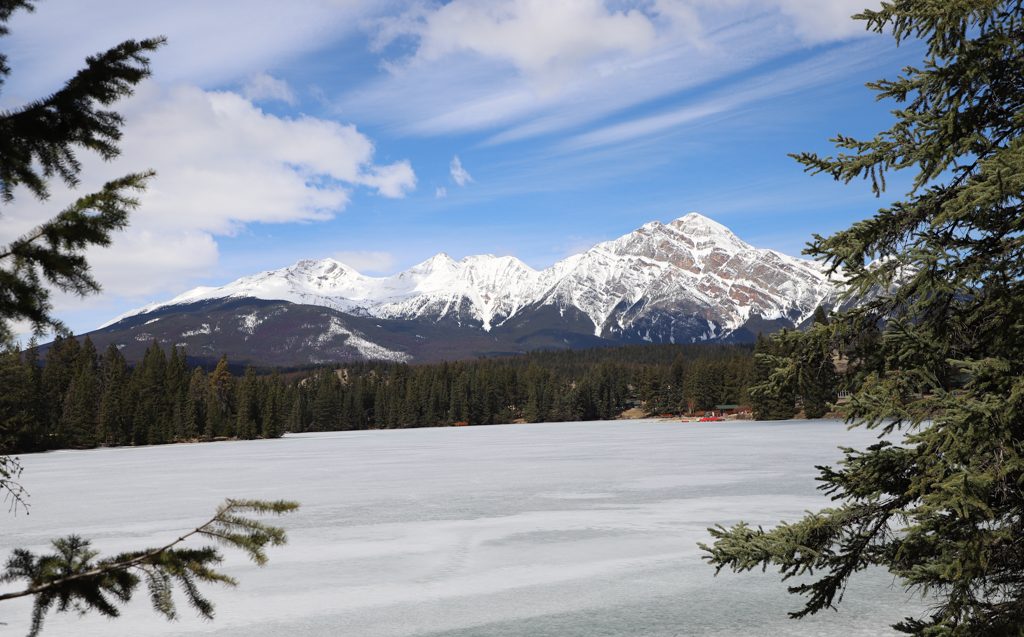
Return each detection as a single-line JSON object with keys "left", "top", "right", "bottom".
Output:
{"left": 0, "top": 339, "right": 755, "bottom": 454}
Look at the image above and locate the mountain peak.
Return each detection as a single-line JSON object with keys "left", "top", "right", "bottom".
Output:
{"left": 411, "top": 252, "right": 457, "bottom": 270}
{"left": 105, "top": 212, "right": 837, "bottom": 349}
{"left": 669, "top": 212, "right": 734, "bottom": 235}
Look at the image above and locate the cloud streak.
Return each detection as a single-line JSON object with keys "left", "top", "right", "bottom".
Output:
{"left": 342, "top": 1, "right": 881, "bottom": 145}
{"left": 450, "top": 156, "right": 473, "bottom": 186}
{"left": 560, "top": 40, "right": 886, "bottom": 151}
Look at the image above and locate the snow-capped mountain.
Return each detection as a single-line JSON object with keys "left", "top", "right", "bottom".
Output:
{"left": 106, "top": 250, "right": 546, "bottom": 331}
{"left": 533, "top": 214, "right": 835, "bottom": 341}
{"left": 92, "top": 213, "right": 843, "bottom": 365}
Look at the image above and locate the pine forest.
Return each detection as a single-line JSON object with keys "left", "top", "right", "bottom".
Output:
{"left": 0, "top": 338, "right": 810, "bottom": 455}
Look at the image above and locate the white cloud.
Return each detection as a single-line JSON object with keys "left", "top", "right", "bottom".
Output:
{"left": 332, "top": 250, "right": 397, "bottom": 274}
{"left": 435, "top": 186, "right": 448, "bottom": 198}
{"left": 0, "top": 81, "right": 416, "bottom": 312}
{"left": 242, "top": 72, "right": 297, "bottom": 105}
{"left": 1, "top": 0, "right": 385, "bottom": 101}
{"left": 344, "top": 1, "right": 881, "bottom": 143}
{"left": 774, "top": 0, "right": 880, "bottom": 43}
{"left": 450, "top": 156, "right": 473, "bottom": 186}
{"left": 377, "top": 0, "right": 658, "bottom": 89}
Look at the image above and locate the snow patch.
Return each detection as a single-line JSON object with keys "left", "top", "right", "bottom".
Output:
{"left": 180, "top": 324, "right": 212, "bottom": 338}
{"left": 313, "top": 317, "right": 410, "bottom": 362}
{"left": 238, "top": 312, "right": 263, "bottom": 335}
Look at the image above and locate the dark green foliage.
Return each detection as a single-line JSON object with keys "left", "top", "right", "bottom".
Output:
{"left": 0, "top": 340, "right": 291, "bottom": 454}
{"left": 0, "top": 0, "right": 164, "bottom": 343}
{"left": 0, "top": 346, "right": 39, "bottom": 454}
{"left": 703, "top": 2, "right": 1024, "bottom": 634}
{"left": 0, "top": 340, "right": 759, "bottom": 454}
{"left": 96, "top": 344, "right": 129, "bottom": 445}
{"left": 751, "top": 327, "right": 839, "bottom": 420}
{"left": 798, "top": 309, "right": 838, "bottom": 419}
{"left": 0, "top": 499, "right": 298, "bottom": 637}
{"left": 749, "top": 333, "right": 798, "bottom": 420}
{"left": 0, "top": 7, "right": 300, "bottom": 636}
{"left": 285, "top": 343, "right": 754, "bottom": 432}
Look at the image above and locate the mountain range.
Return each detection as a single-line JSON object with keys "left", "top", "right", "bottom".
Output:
{"left": 83, "top": 213, "right": 842, "bottom": 366}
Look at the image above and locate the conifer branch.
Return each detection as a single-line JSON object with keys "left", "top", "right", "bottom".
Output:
{"left": 0, "top": 499, "right": 298, "bottom": 636}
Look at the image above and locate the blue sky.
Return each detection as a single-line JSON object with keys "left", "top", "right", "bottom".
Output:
{"left": 0, "top": 0, "right": 920, "bottom": 335}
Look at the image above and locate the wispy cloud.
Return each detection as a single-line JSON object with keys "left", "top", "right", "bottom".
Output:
{"left": 560, "top": 39, "right": 886, "bottom": 152}
{"left": 343, "top": 1, "right": 881, "bottom": 145}
{"left": 450, "top": 155, "right": 473, "bottom": 186}
{"left": 2, "top": 0, "right": 386, "bottom": 98}
{"left": 242, "top": 72, "right": 297, "bottom": 105}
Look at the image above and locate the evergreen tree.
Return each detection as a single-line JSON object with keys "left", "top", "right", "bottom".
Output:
{"left": 0, "top": 5, "right": 295, "bottom": 632}
{"left": 60, "top": 359, "right": 98, "bottom": 448}
{"left": 0, "top": 7, "right": 162, "bottom": 345}
{"left": 165, "top": 346, "right": 188, "bottom": 438}
{"left": 794, "top": 312, "right": 838, "bottom": 419}
{"left": 40, "top": 335, "right": 80, "bottom": 445}
{"left": 234, "top": 367, "right": 257, "bottom": 440}
{"left": 261, "top": 374, "right": 283, "bottom": 439}
{"left": 749, "top": 333, "right": 797, "bottom": 420}
{"left": 205, "top": 355, "right": 233, "bottom": 438}
{"left": 183, "top": 367, "right": 206, "bottom": 440}
{"left": 312, "top": 370, "right": 340, "bottom": 431}
{"left": 0, "top": 347, "right": 37, "bottom": 452}
{"left": 703, "top": 3, "right": 1024, "bottom": 634}
{"left": 132, "top": 341, "right": 168, "bottom": 445}
{"left": 97, "top": 344, "right": 130, "bottom": 446}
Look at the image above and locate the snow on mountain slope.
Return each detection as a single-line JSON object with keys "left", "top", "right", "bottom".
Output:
{"left": 104, "top": 253, "right": 544, "bottom": 330}
{"left": 107, "top": 213, "right": 840, "bottom": 341}
{"left": 535, "top": 213, "right": 835, "bottom": 339}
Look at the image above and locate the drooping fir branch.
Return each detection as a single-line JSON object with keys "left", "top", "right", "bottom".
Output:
{"left": 0, "top": 29, "right": 166, "bottom": 202}
{"left": 0, "top": 498, "right": 299, "bottom": 637}
{"left": 0, "top": 172, "right": 152, "bottom": 342}
{"left": 703, "top": 2, "right": 1024, "bottom": 634}
{"left": 0, "top": 2, "right": 165, "bottom": 343}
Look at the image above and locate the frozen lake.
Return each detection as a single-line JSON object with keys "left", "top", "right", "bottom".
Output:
{"left": 2, "top": 420, "right": 920, "bottom": 635}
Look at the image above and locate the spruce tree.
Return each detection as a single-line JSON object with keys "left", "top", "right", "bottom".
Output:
{"left": 60, "top": 360, "right": 98, "bottom": 448}
{"left": 235, "top": 367, "right": 259, "bottom": 440}
{"left": 702, "top": 2, "right": 1024, "bottom": 634}
{"left": 749, "top": 333, "right": 797, "bottom": 420}
{"left": 0, "top": 4, "right": 296, "bottom": 632}
{"left": 183, "top": 366, "right": 207, "bottom": 440}
{"left": 205, "top": 355, "right": 233, "bottom": 438}
{"left": 0, "top": 347, "right": 36, "bottom": 452}
{"left": 97, "top": 344, "right": 129, "bottom": 445}
{"left": 261, "top": 374, "right": 282, "bottom": 439}
{"left": 794, "top": 314, "right": 838, "bottom": 419}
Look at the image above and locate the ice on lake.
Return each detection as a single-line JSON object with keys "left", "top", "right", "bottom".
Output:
{"left": 2, "top": 420, "right": 922, "bottom": 635}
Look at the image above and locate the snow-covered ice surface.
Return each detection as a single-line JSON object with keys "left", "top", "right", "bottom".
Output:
{"left": 2, "top": 420, "right": 922, "bottom": 636}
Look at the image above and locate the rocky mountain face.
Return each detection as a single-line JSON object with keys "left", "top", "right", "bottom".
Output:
{"left": 88, "top": 213, "right": 842, "bottom": 366}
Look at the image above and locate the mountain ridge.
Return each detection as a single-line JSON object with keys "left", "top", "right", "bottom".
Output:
{"left": 108, "top": 212, "right": 837, "bottom": 333}
{"left": 88, "top": 212, "right": 843, "bottom": 365}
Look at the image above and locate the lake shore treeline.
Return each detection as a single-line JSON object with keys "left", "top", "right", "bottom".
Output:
{"left": 0, "top": 339, "right": 760, "bottom": 454}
